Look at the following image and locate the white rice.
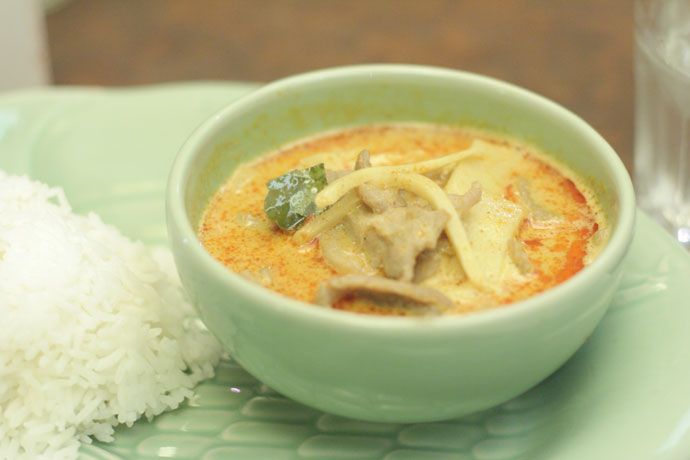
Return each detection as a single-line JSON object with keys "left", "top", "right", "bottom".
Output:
{"left": 0, "top": 171, "right": 222, "bottom": 460}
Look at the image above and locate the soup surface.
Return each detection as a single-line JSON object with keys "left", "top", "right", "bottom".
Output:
{"left": 199, "top": 123, "right": 608, "bottom": 316}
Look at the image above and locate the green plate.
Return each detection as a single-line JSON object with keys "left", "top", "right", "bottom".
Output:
{"left": 1, "top": 83, "right": 689, "bottom": 460}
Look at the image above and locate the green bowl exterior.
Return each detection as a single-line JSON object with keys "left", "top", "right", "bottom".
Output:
{"left": 166, "top": 64, "right": 636, "bottom": 422}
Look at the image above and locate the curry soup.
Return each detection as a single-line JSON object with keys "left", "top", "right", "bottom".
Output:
{"left": 199, "top": 123, "right": 608, "bottom": 316}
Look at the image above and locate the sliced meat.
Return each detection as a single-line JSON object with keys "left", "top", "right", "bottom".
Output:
{"left": 347, "top": 205, "right": 449, "bottom": 281}
{"left": 357, "top": 183, "right": 406, "bottom": 213}
{"left": 447, "top": 181, "right": 482, "bottom": 216}
{"left": 354, "top": 149, "right": 372, "bottom": 170}
{"left": 413, "top": 248, "right": 442, "bottom": 282}
{"left": 398, "top": 189, "right": 431, "bottom": 209}
{"left": 508, "top": 238, "right": 532, "bottom": 274}
{"left": 361, "top": 228, "right": 386, "bottom": 269}
{"left": 315, "top": 274, "right": 453, "bottom": 308}
{"left": 324, "top": 149, "right": 369, "bottom": 184}
{"left": 517, "top": 178, "right": 556, "bottom": 220}
{"left": 424, "top": 165, "right": 454, "bottom": 187}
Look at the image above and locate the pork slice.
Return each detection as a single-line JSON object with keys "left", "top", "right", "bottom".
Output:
{"left": 365, "top": 206, "right": 448, "bottom": 281}
{"left": 325, "top": 149, "right": 370, "bottom": 184}
{"left": 362, "top": 228, "right": 386, "bottom": 269}
{"left": 508, "top": 238, "right": 532, "bottom": 274}
{"left": 354, "top": 149, "right": 372, "bottom": 170}
{"left": 424, "top": 165, "right": 454, "bottom": 187}
{"left": 315, "top": 274, "right": 453, "bottom": 308}
{"left": 517, "top": 178, "right": 556, "bottom": 220}
{"left": 398, "top": 189, "right": 432, "bottom": 209}
{"left": 357, "top": 183, "right": 406, "bottom": 213}
{"left": 447, "top": 181, "right": 482, "bottom": 216}
{"left": 413, "top": 248, "right": 442, "bottom": 282}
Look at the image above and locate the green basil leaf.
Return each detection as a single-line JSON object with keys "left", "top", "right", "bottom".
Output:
{"left": 264, "top": 163, "right": 328, "bottom": 230}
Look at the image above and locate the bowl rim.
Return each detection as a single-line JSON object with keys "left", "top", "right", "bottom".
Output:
{"left": 166, "top": 63, "right": 636, "bottom": 333}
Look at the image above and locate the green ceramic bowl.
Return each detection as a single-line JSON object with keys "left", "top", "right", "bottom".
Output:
{"left": 166, "top": 64, "right": 635, "bottom": 423}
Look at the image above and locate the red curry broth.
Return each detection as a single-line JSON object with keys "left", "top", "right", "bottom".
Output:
{"left": 199, "top": 124, "right": 605, "bottom": 316}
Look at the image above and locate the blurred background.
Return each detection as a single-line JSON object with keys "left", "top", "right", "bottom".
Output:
{"left": 11, "top": 0, "right": 634, "bottom": 170}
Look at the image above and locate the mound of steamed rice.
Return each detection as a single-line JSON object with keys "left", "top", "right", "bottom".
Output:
{"left": 0, "top": 171, "right": 222, "bottom": 460}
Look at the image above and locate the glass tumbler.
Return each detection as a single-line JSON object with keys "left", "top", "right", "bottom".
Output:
{"left": 634, "top": 0, "right": 690, "bottom": 248}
